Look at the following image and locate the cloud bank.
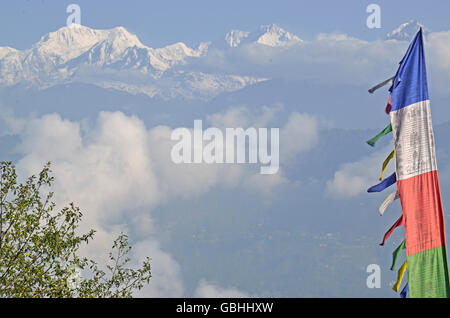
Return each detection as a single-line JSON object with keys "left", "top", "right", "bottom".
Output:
{"left": 326, "top": 145, "right": 395, "bottom": 199}
{"left": 7, "top": 103, "right": 319, "bottom": 296}
{"left": 184, "top": 31, "right": 450, "bottom": 95}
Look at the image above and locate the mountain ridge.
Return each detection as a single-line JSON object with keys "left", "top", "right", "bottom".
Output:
{"left": 223, "top": 24, "right": 303, "bottom": 48}
{"left": 0, "top": 22, "right": 432, "bottom": 100}
{"left": 0, "top": 24, "right": 263, "bottom": 100}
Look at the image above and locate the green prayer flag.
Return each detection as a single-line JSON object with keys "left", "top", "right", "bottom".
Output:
{"left": 366, "top": 123, "right": 392, "bottom": 147}
{"left": 391, "top": 240, "right": 406, "bottom": 271}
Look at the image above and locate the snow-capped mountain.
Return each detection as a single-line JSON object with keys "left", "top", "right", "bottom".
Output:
{"left": 0, "top": 25, "right": 264, "bottom": 100}
{"left": 225, "top": 30, "right": 251, "bottom": 48}
{"left": 0, "top": 47, "right": 17, "bottom": 59}
{"left": 4, "top": 21, "right": 435, "bottom": 102}
{"left": 60, "top": 26, "right": 209, "bottom": 73}
{"left": 224, "top": 24, "right": 303, "bottom": 48}
{"left": 386, "top": 20, "right": 430, "bottom": 41}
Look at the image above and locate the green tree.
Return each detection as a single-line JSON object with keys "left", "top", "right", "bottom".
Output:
{"left": 0, "top": 161, "right": 151, "bottom": 297}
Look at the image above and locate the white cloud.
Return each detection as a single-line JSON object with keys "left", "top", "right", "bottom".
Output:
{"left": 244, "top": 171, "right": 287, "bottom": 196}
{"left": 14, "top": 112, "right": 173, "bottom": 295}
{"left": 280, "top": 112, "right": 318, "bottom": 162}
{"left": 425, "top": 31, "right": 450, "bottom": 94}
{"left": 206, "top": 104, "right": 282, "bottom": 130}
{"left": 0, "top": 107, "right": 27, "bottom": 136}
{"left": 326, "top": 145, "right": 395, "bottom": 199}
{"left": 194, "top": 280, "right": 251, "bottom": 298}
{"left": 132, "top": 240, "right": 184, "bottom": 298}
{"left": 147, "top": 124, "right": 223, "bottom": 199}
{"left": 17, "top": 112, "right": 161, "bottom": 227}
{"left": 205, "top": 106, "right": 319, "bottom": 190}
{"left": 15, "top": 107, "right": 311, "bottom": 210}
{"left": 427, "top": 31, "right": 450, "bottom": 70}
{"left": 8, "top": 100, "right": 320, "bottom": 296}
{"left": 185, "top": 30, "right": 450, "bottom": 96}
{"left": 207, "top": 107, "right": 252, "bottom": 129}
{"left": 185, "top": 34, "right": 407, "bottom": 87}
{"left": 207, "top": 106, "right": 319, "bottom": 164}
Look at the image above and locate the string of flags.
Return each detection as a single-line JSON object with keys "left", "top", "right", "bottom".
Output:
{"left": 366, "top": 28, "right": 450, "bottom": 298}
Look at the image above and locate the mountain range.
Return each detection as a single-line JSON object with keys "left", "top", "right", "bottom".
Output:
{"left": 0, "top": 22, "right": 426, "bottom": 102}
{"left": 0, "top": 23, "right": 303, "bottom": 100}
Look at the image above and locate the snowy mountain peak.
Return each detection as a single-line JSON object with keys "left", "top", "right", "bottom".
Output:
{"left": 224, "top": 24, "right": 302, "bottom": 48}
{"left": 258, "top": 23, "right": 286, "bottom": 34}
{"left": 0, "top": 47, "right": 17, "bottom": 59}
{"left": 252, "top": 24, "right": 302, "bottom": 47}
{"left": 0, "top": 24, "right": 217, "bottom": 89}
{"left": 37, "top": 25, "right": 107, "bottom": 49}
{"left": 33, "top": 25, "right": 145, "bottom": 61}
{"left": 32, "top": 26, "right": 101, "bottom": 63}
{"left": 156, "top": 42, "right": 206, "bottom": 58}
{"left": 386, "top": 20, "right": 430, "bottom": 41}
{"left": 0, "top": 24, "right": 266, "bottom": 100}
{"left": 105, "top": 26, "right": 144, "bottom": 48}
{"left": 225, "top": 30, "right": 251, "bottom": 48}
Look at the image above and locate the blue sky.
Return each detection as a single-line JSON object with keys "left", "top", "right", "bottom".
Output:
{"left": 2, "top": 0, "right": 450, "bottom": 49}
